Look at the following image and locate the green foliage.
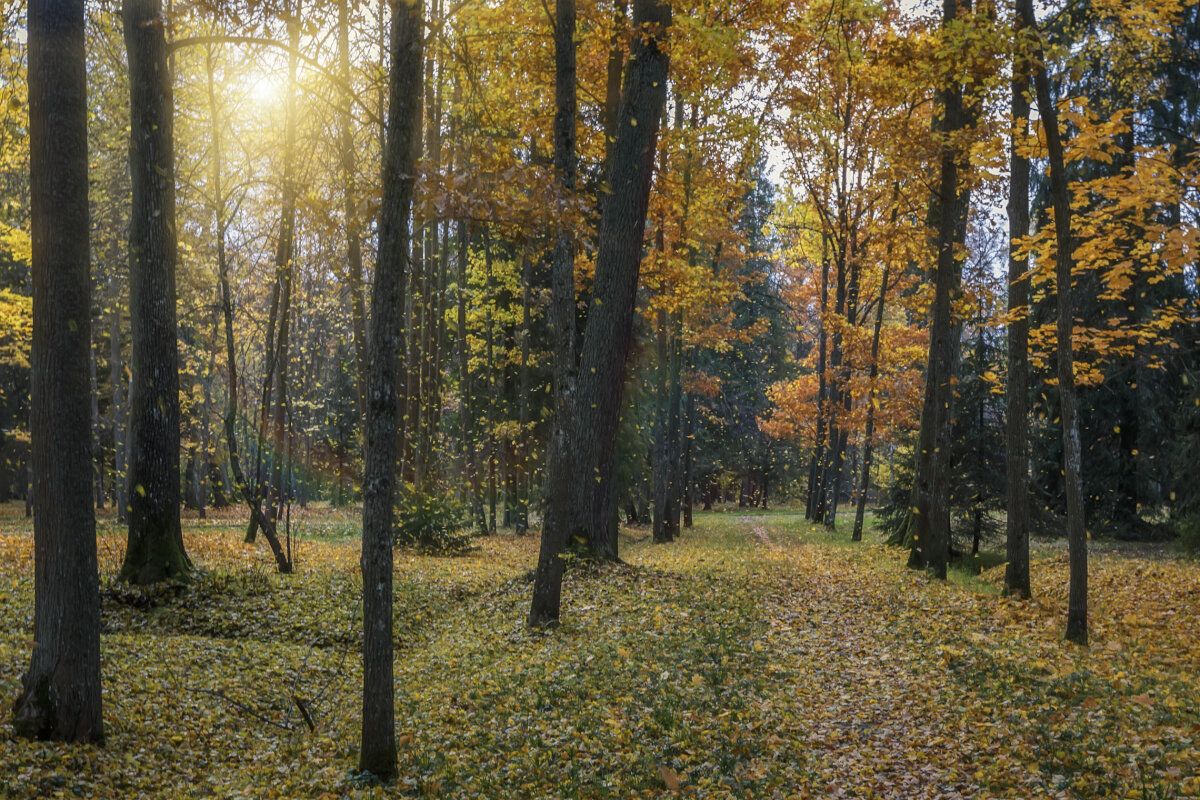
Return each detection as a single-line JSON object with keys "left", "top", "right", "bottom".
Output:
{"left": 1177, "top": 514, "right": 1200, "bottom": 558}
{"left": 692, "top": 160, "right": 799, "bottom": 502}
{"left": 0, "top": 224, "right": 29, "bottom": 291}
{"left": 393, "top": 488, "right": 476, "bottom": 555}
{"left": 1171, "top": 366, "right": 1200, "bottom": 555}
{"left": 877, "top": 437, "right": 915, "bottom": 543}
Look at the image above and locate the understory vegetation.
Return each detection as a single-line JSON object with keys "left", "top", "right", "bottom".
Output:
{"left": 1, "top": 504, "right": 1196, "bottom": 799}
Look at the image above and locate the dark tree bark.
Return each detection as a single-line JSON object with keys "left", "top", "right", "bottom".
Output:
{"left": 431, "top": 217, "right": 452, "bottom": 480}
{"left": 417, "top": 4, "right": 443, "bottom": 486}
{"left": 24, "top": 456, "right": 33, "bottom": 517}
{"left": 653, "top": 306, "right": 673, "bottom": 543}
{"left": 852, "top": 262, "right": 890, "bottom": 542}
{"left": 824, "top": 226, "right": 860, "bottom": 529}
{"left": 905, "top": 0, "right": 966, "bottom": 580}
{"left": 666, "top": 314, "right": 683, "bottom": 532}
{"left": 109, "top": 270, "right": 128, "bottom": 524}
{"left": 821, "top": 208, "right": 850, "bottom": 529}
{"left": 601, "top": 0, "right": 627, "bottom": 148}
{"left": 89, "top": 333, "right": 103, "bottom": 509}
{"left": 360, "top": 0, "right": 422, "bottom": 777}
{"left": 1017, "top": 0, "right": 1087, "bottom": 642}
{"left": 403, "top": 191, "right": 423, "bottom": 485}
{"left": 14, "top": 0, "right": 104, "bottom": 742}
{"left": 682, "top": 387, "right": 695, "bottom": 528}
{"left": 515, "top": 246, "right": 532, "bottom": 533}
{"left": 807, "top": 239, "right": 830, "bottom": 521}
{"left": 529, "top": 0, "right": 580, "bottom": 625}
{"left": 588, "top": 0, "right": 634, "bottom": 560}
{"left": 570, "top": 0, "right": 671, "bottom": 560}
{"left": 196, "top": 331, "right": 215, "bottom": 521}
{"left": 1004, "top": 41, "right": 1032, "bottom": 598}
{"left": 121, "top": 0, "right": 191, "bottom": 585}
{"left": 530, "top": 0, "right": 671, "bottom": 624}
{"left": 483, "top": 230, "right": 497, "bottom": 533}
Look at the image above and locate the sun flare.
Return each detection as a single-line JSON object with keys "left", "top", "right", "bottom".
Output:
{"left": 247, "top": 74, "right": 282, "bottom": 106}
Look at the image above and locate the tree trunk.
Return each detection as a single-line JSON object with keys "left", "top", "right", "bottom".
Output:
{"left": 682, "top": 387, "right": 695, "bottom": 527}
{"left": 197, "top": 325, "right": 215, "bottom": 521}
{"left": 24, "top": 455, "right": 33, "bottom": 517}
{"left": 417, "top": 4, "right": 442, "bottom": 486}
{"left": 484, "top": 230, "right": 497, "bottom": 534}
{"left": 14, "top": 0, "right": 104, "bottom": 742}
{"left": 529, "top": 0, "right": 581, "bottom": 625}
{"left": 404, "top": 206, "right": 423, "bottom": 486}
{"left": 339, "top": 0, "right": 369, "bottom": 428}
{"left": 907, "top": 0, "right": 966, "bottom": 580}
{"left": 666, "top": 312, "right": 683, "bottom": 533}
{"left": 853, "top": 262, "right": 890, "bottom": 542}
{"left": 209, "top": 457, "right": 227, "bottom": 507}
{"left": 808, "top": 239, "right": 830, "bottom": 521}
{"left": 570, "top": 0, "right": 671, "bottom": 559}
{"left": 121, "top": 0, "right": 191, "bottom": 585}
{"left": 822, "top": 230, "right": 849, "bottom": 529}
{"left": 653, "top": 307, "right": 672, "bottom": 543}
{"left": 205, "top": 44, "right": 290, "bottom": 573}
{"left": 268, "top": 12, "right": 300, "bottom": 533}
{"left": 428, "top": 219, "right": 449, "bottom": 483}
{"left": 244, "top": 268, "right": 279, "bottom": 544}
{"left": 360, "top": 0, "right": 422, "bottom": 778}
{"left": 516, "top": 245, "right": 532, "bottom": 533}
{"left": 1018, "top": 0, "right": 1087, "bottom": 643}
{"left": 602, "top": 0, "right": 627, "bottom": 149}
{"left": 89, "top": 331, "right": 103, "bottom": 509}
{"left": 531, "top": 0, "right": 671, "bottom": 624}
{"left": 1004, "top": 33, "right": 1032, "bottom": 599}
{"left": 110, "top": 270, "right": 129, "bottom": 523}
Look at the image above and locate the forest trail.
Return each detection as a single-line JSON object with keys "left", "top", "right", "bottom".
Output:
{"left": 726, "top": 517, "right": 990, "bottom": 798}
{"left": 1, "top": 505, "right": 1197, "bottom": 799}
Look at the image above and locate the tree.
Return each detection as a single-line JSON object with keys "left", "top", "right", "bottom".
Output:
{"left": 568, "top": 0, "right": 672, "bottom": 560}
{"left": 1017, "top": 0, "right": 1087, "bottom": 644}
{"left": 360, "top": 0, "right": 423, "bottom": 777}
{"left": 202, "top": 40, "right": 291, "bottom": 575}
{"left": 529, "top": 0, "right": 672, "bottom": 625}
{"left": 13, "top": 0, "right": 104, "bottom": 742}
{"left": 120, "top": 0, "right": 191, "bottom": 585}
{"left": 527, "top": 0, "right": 578, "bottom": 626}
{"left": 906, "top": 0, "right": 973, "bottom": 578}
{"left": 340, "top": 0, "right": 369, "bottom": 425}
{"left": 1004, "top": 21, "right": 1032, "bottom": 598}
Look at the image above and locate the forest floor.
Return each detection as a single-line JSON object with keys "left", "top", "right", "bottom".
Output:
{"left": 0, "top": 503, "right": 1198, "bottom": 799}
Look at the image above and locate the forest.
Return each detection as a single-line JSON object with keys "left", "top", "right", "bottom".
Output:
{"left": 1, "top": 0, "right": 1198, "bottom": 797}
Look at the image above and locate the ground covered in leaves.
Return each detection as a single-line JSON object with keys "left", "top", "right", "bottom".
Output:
{"left": 1, "top": 504, "right": 1197, "bottom": 799}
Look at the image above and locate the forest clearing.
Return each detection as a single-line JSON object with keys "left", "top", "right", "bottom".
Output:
{"left": 1, "top": 505, "right": 1197, "bottom": 799}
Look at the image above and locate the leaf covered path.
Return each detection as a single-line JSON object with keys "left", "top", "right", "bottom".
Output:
{"left": 1, "top": 507, "right": 1198, "bottom": 798}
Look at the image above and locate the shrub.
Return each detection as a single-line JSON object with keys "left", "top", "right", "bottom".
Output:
{"left": 1178, "top": 513, "right": 1200, "bottom": 558}
{"left": 393, "top": 488, "right": 475, "bottom": 555}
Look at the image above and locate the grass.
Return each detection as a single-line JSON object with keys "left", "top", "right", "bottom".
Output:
{"left": 0, "top": 502, "right": 1197, "bottom": 798}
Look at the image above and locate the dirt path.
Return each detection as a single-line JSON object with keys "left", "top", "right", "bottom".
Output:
{"left": 748, "top": 523, "right": 980, "bottom": 798}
